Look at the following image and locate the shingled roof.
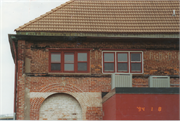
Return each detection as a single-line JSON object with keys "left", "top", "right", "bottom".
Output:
{"left": 15, "top": 0, "right": 179, "bottom": 33}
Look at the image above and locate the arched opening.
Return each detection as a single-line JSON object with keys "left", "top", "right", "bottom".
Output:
{"left": 39, "top": 93, "right": 82, "bottom": 120}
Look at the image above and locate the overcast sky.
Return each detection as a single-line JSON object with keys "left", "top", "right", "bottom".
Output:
{"left": 0, "top": 0, "right": 69, "bottom": 115}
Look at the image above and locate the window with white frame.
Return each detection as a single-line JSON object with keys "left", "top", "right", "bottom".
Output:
{"left": 103, "top": 51, "right": 143, "bottom": 73}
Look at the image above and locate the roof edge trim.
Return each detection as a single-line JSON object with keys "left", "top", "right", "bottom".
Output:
{"left": 16, "top": 32, "right": 179, "bottom": 38}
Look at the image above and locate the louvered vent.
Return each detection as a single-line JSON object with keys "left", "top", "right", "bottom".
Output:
{"left": 111, "top": 74, "right": 132, "bottom": 89}
{"left": 148, "top": 76, "right": 170, "bottom": 87}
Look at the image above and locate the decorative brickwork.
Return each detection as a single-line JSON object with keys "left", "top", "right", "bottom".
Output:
{"left": 29, "top": 91, "right": 102, "bottom": 119}
{"left": 27, "top": 77, "right": 111, "bottom": 92}
{"left": 30, "top": 97, "right": 44, "bottom": 120}
{"left": 143, "top": 50, "right": 179, "bottom": 75}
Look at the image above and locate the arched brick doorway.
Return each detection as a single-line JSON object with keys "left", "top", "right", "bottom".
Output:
{"left": 39, "top": 93, "right": 82, "bottom": 120}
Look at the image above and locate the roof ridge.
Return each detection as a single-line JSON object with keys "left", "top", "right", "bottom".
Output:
{"left": 15, "top": 0, "right": 74, "bottom": 31}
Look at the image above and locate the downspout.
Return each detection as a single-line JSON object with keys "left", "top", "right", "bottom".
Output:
{"left": 12, "top": 40, "right": 17, "bottom": 120}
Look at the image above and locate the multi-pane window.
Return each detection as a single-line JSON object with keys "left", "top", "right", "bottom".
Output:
{"left": 49, "top": 50, "right": 89, "bottom": 73}
{"left": 103, "top": 52, "right": 115, "bottom": 72}
{"left": 103, "top": 51, "right": 143, "bottom": 73}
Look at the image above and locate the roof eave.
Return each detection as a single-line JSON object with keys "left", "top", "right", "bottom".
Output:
{"left": 16, "top": 31, "right": 180, "bottom": 39}
{"left": 8, "top": 34, "right": 16, "bottom": 63}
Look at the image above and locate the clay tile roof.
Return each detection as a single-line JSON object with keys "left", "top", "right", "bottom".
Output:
{"left": 15, "top": 0, "right": 179, "bottom": 33}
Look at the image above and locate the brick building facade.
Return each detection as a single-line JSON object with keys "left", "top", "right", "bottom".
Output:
{"left": 9, "top": 0, "right": 179, "bottom": 120}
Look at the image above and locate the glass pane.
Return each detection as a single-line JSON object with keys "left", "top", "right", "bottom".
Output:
{"left": 51, "top": 63, "right": 61, "bottom": 71}
{"left": 65, "top": 53, "right": 74, "bottom": 63}
{"left": 131, "top": 53, "right": 141, "bottom": 61}
{"left": 118, "top": 63, "right": 127, "bottom": 71}
{"left": 104, "top": 63, "right": 114, "bottom": 71}
{"left": 78, "top": 53, "right": 87, "bottom": 61}
{"left": 104, "top": 53, "right": 114, "bottom": 62}
{"left": 118, "top": 53, "right": 127, "bottom": 62}
{"left": 78, "top": 63, "right": 87, "bottom": 71}
{"left": 51, "top": 53, "right": 61, "bottom": 62}
{"left": 64, "top": 64, "right": 74, "bottom": 71}
{"left": 131, "top": 63, "right": 141, "bottom": 72}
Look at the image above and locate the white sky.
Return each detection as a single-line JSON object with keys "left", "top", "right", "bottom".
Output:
{"left": 0, "top": 0, "right": 69, "bottom": 115}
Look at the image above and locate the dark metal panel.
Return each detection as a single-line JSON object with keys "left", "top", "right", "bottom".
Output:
{"left": 115, "top": 87, "right": 179, "bottom": 94}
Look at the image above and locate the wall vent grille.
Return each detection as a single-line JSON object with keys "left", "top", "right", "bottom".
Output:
{"left": 111, "top": 74, "right": 132, "bottom": 89}
{"left": 148, "top": 76, "right": 170, "bottom": 87}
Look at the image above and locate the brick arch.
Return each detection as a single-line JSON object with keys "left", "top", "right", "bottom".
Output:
{"left": 39, "top": 83, "right": 84, "bottom": 92}
{"left": 30, "top": 97, "right": 45, "bottom": 120}
{"left": 30, "top": 83, "right": 87, "bottom": 120}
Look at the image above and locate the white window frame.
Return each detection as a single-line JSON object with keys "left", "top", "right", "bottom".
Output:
{"left": 102, "top": 51, "right": 144, "bottom": 74}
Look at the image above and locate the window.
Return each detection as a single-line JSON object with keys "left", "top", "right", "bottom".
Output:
{"left": 103, "top": 52, "right": 115, "bottom": 72}
{"left": 117, "top": 52, "right": 128, "bottom": 73}
{"left": 103, "top": 51, "right": 143, "bottom": 73}
{"left": 49, "top": 50, "right": 89, "bottom": 73}
{"left": 51, "top": 53, "right": 61, "bottom": 71}
{"left": 130, "top": 52, "right": 142, "bottom": 73}
{"left": 78, "top": 53, "right": 88, "bottom": 72}
{"left": 64, "top": 52, "right": 74, "bottom": 72}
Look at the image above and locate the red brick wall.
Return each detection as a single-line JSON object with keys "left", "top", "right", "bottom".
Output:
{"left": 143, "top": 50, "right": 179, "bottom": 75}
{"left": 24, "top": 39, "right": 179, "bottom": 87}
{"left": 27, "top": 77, "right": 111, "bottom": 92}
{"left": 16, "top": 40, "right": 26, "bottom": 120}
{"left": 15, "top": 39, "right": 179, "bottom": 120}
{"left": 25, "top": 40, "right": 179, "bottom": 75}
{"left": 27, "top": 76, "right": 110, "bottom": 120}
{"left": 86, "top": 107, "right": 103, "bottom": 120}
